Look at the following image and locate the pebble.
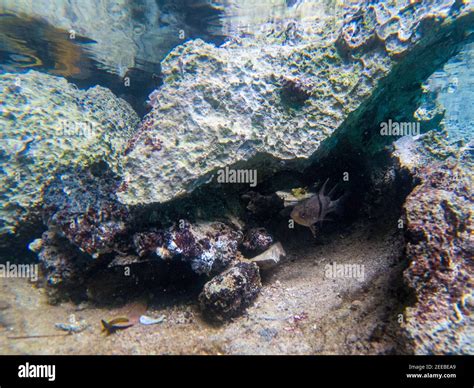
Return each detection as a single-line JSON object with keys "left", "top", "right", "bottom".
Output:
{"left": 0, "top": 300, "right": 10, "bottom": 310}
{"left": 28, "top": 238, "right": 43, "bottom": 253}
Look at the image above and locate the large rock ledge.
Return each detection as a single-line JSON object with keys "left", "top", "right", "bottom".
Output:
{"left": 118, "top": 0, "right": 473, "bottom": 205}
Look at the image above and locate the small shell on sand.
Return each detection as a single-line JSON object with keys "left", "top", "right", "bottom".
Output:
{"left": 139, "top": 315, "right": 165, "bottom": 325}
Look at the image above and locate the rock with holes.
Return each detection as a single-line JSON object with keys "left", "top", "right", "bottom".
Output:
{"left": 118, "top": 1, "right": 473, "bottom": 205}
{"left": 397, "top": 134, "right": 474, "bottom": 354}
{"left": 0, "top": 71, "right": 138, "bottom": 238}
{"left": 156, "top": 221, "right": 243, "bottom": 276}
{"left": 199, "top": 261, "right": 261, "bottom": 322}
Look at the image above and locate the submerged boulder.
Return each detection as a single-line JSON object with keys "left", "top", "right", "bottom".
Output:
{"left": 199, "top": 261, "right": 262, "bottom": 322}
{"left": 0, "top": 70, "right": 139, "bottom": 237}
{"left": 395, "top": 135, "right": 473, "bottom": 354}
{"left": 42, "top": 167, "right": 132, "bottom": 257}
{"left": 155, "top": 221, "right": 243, "bottom": 276}
{"left": 118, "top": 0, "right": 473, "bottom": 205}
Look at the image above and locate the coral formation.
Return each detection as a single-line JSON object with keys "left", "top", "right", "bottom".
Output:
{"left": 118, "top": 0, "right": 473, "bottom": 205}
{"left": 42, "top": 167, "right": 131, "bottom": 257}
{"left": 0, "top": 71, "right": 138, "bottom": 237}
{"left": 35, "top": 165, "right": 250, "bottom": 307}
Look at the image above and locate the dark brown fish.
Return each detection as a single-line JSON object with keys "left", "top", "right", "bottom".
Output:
{"left": 100, "top": 298, "right": 148, "bottom": 335}
{"left": 290, "top": 179, "right": 342, "bottom": 237}
{"left": 101, "top": 317, "right": 133, "bottom": 335}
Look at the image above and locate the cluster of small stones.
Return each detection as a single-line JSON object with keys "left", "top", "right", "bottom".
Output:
{"left": 0, "top": 71, "right": 139, "bottom": 237}
{"left": 395, "top": 135, "right": 473, "bottom": 354}
{"left": 32, "top": 164, "right": 269, "bottom": 318}
{"left": 118, "top": 0, "right": 472, "bottom": 205}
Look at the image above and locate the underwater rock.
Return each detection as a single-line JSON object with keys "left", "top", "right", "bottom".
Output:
{"left": 241, "top": 227, "right": 274, "bottom": 256}
{"left": 0, "top": 71, "right": 138, "bottom": 237}
{"left": 241, "top": 192, "right": 284, "bottom": 221}
{"left": 36, "top": 230, "right": 90, "bottom": 302}
{"left": 118, "top": 1, "right": 473, "bottom": 205}
{"left": 396, "top": 136, "right": 473, "bottom": 354}
{"left": 156, "top": 221, "right": 243, "bottom": 276}
{"left": 42, "top": 167, "right": 132, "bottom": 257}
{"left": 199, "top": 261, "right": 261, "bottom": 322}
{"left": 133, "top": 230, "right": 165, "bottom": 258}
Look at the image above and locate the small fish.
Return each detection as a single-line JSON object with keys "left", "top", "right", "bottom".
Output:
{"left": 290, "top": 179, "right": 343, "bottom": 237}
{"left": 101, "top": 317, "right": 134, "bottom": 335}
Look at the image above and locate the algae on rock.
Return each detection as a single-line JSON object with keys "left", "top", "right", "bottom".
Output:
{"left": 394, "top": 134, "right": 473, "bottom": 355}
{"left": 118, "top": 0, "right": 473, "bottom": 205}
{"left": 0, "top": 70, "right": 139, "bottom": 236}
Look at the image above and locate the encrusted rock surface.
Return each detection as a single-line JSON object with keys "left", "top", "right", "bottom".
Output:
{"left": 0, "top": 70, "right": 138, "bottom": 237}
{"left": 241, "top": 227, "right": 274, "bottom": 256}
{"left": 199, "top": 261, "right": 262, "bottom": 322}
{"left": 36, "top": 230, "right": 91, "bottom": 302}
{"left": 35, "top": 164, "right": 246, "bottom": 296}
{"left": 395, "top": 135, "right": 473, "bottom": 354}
{"left": 42, "top": 167, "right": 132, "bottom": 257}
{"left": 155, "top": 221, "right": 243, "bottom": 276}
{"left": 118, "top": 0, "right": 473, "bottom": 205}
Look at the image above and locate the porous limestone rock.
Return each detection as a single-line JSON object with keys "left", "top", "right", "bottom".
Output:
{"left": 402, "top": 158, "right": 473, "bottom": 354}
{"left": 119, "top": 0, "right": 473, "bottom": 205}
{"left": 394, "top": 133, "right": 473, "bottom": 354}
{"left": 0, "top": 70, "right": 139, "bottom": 236}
